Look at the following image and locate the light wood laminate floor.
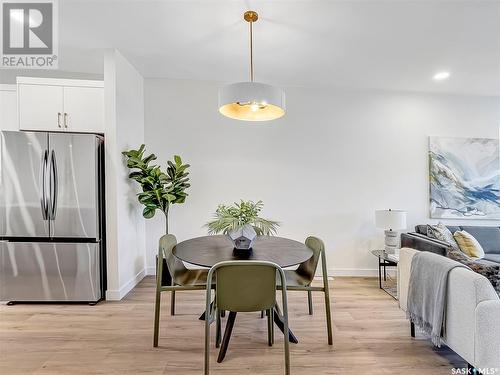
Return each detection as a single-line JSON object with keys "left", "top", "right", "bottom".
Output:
{"left": 0, "top": 277, "right": 463, "bottom": 374}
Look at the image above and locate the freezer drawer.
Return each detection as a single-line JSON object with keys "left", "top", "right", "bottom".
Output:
{"left": 0, "top": 241, "right": 101, "bottom": 302}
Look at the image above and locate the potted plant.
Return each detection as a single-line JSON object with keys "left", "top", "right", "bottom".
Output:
{"left": 122, "top": 144, "right": 190, "bottom": 234}
{"left": 206, "top": 200, "right": 279, "bottom": 250}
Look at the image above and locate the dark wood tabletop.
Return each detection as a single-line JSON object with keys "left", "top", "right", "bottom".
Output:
{"left": 172, "top": 235, "right": 313, "bottom": 268}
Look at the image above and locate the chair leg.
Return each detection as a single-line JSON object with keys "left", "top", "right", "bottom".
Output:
{"left": 261, "top": 310, "right": 264, "bottom": 319}
{"left": 153, "top": 287, "right": 161, "bottom": 347}
{"left": 307, "top": 290, "right": 313, "bottom": 315}
{"left": 267, "top": 308, "right": 274, "bottom": 346}
{"left": 323, "top": 284, "right": 333, "bottom": 345}
{"left": 410, "top": 322, "right": 415, "bottom": 338}
{"left": 204, "top": 304, "right": 210, "bottom": 375}
{"left": 281, "top": 296, "right": 290, "bottom": 375}
{"left": 153, "top": 255, "right": 163, "bottom": 348}
{"left": 170, "top": 278, "right": 176, "bottom": 316}
{"left": 217, "top": 312, "right": 237, "bottom": 363}
{"left": 321, "top": 251, "right": 333, "bottom": 345}
{"left": 216, "top": 309, "right": 221, "bottom": 348}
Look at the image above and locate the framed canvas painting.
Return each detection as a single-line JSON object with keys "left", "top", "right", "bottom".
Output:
{"left": 429, "top": 136, "right": 500, "bottom": 219}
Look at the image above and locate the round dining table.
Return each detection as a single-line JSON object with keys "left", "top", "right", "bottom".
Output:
{"left": 173, "top": 234, "right": 313, "bottom": 268}
{"left": 172, "top": 235, "right": 313, "bottom": 358}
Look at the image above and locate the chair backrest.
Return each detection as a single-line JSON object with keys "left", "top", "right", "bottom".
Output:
{"left": 208, "top": 261, "right": 283, "bottom": 312}
{"left": 297, "top": 236, "right": 325, "bottom": 282}
{"left": 159, "top": 234, "right": 187, "bottom": 277}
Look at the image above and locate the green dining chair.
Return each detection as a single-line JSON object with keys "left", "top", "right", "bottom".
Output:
{"left": 153, "top": 234, "right": 211, "bottom": 347}
{"left": 277, "top": 236, "right": 333, "bottom": 345}
{"left": 204, "top": 261, "right": 290, "bottom": 375}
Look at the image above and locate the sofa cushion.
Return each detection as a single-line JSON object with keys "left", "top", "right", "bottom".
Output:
{"left": 484, "top": 254, "right": 500, "bottom": 263}
{"left": 459, "top": 226, "right": 500, "bottom": 254}
{"left": 454, "top": 231, "right": 485, "bottom": 259}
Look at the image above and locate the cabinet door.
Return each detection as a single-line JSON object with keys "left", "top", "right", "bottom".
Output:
{"left": 0, "top": 89, "right": 17, "bottom": 131}
{"left": 18, "top": 84, "right": 64, "bottom": 131}
{"left": 63, "top": 86, "right": 104, "bottom": 133}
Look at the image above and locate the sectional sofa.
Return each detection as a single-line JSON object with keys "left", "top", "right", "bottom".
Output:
{"left": 398, "top": 247, "right": 500, "bottom": 370}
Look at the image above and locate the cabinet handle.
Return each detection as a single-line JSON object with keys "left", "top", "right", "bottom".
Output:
{"left": 57, "top": 112, "right": 62, "bottom": 128}
{"left": 63, "top": 113, "right": 68, "bottom": 128}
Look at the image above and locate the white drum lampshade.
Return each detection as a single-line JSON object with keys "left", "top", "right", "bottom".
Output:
{"left": 218, "top": 11, "right": 286, "bottom": 122}
{"left": 218, "top": 82, "right": 285, "bottom": 121}
{"left": 375, "top": 209, "right": 407, "bottom": 253}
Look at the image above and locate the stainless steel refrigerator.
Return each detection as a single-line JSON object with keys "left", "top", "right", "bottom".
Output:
{"left": 0, "top": 131, "right": 105, "bottom": 303}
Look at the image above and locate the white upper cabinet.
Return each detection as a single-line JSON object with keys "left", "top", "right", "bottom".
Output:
{"left": 17, "top": 77, "right": 104, "bottom": 133}
{"left": 0, "top": 85, "right": 18, "bottom": 131}
{"left": 18, "top": 84, "right": 63, "bottom": 131}
{"left": 63, "top": 86, "right": 104, "bottom": 133}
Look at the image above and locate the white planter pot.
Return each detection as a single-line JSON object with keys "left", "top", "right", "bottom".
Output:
{"left": 228, "top": 224, "right": 257, "bottom": 250}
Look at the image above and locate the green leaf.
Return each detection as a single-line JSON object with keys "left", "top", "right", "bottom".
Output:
{"left": 143, "top": 153, "right": 157, "bottom": 164}
{"left": 143, "top": 206, "right": 156, "bottom": 219}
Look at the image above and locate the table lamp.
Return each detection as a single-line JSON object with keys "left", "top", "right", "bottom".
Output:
{"left": 375, "top": 209, "right": 407, "bottom": 254}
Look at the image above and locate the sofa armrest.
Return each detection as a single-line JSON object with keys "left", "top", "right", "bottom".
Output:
{"left": 401, "top": 233, "right": 449, "bottom": 256}
{"left": 475, "top": 300, "right": 500, "bottom": 369}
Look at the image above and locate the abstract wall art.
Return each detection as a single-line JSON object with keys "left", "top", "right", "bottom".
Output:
{"left": 429, "top": 136, "right": 500, "bottom": 219}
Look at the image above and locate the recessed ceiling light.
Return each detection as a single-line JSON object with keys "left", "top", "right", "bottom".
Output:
{"left": 433, "top": 71, "right": 450, "bottom": 81}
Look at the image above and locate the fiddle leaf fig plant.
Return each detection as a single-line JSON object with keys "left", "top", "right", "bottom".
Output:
{"left": 122, "top": 144, "right": 190, "bottom": 234}
{"left": 206, "top": 200, "right": 279, "bottom": 236}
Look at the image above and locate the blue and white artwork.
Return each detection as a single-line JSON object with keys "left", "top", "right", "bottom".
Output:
{"left": 429, "top": 136, "right": 500, "bottom": 219}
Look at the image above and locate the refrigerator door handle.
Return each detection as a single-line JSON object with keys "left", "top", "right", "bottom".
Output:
{"left": 39, "top": 150, "right": 49, "bottom": 220}
{"left": 49, "top": 150, "right": 58, "bottom": 220}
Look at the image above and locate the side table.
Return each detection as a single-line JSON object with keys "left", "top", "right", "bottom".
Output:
{"left": 371, "top": 250, "right": 399, "bottom": 299}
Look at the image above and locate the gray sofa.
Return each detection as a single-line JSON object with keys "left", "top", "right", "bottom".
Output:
{"left": 401, "top": 225, "right": 500, "bottom": 295}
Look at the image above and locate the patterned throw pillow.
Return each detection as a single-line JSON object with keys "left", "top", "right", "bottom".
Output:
{"left": 447, "top": 248, "right": 500, "bottom": 296}
{"left": 453, "top": 230, "right": 485, "bottom": 259}
{"left": 427, "top": 222, "right": 460, "bottom": 251}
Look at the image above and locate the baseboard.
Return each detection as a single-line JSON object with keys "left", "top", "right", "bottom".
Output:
{"left": 106, "top": 268, "right": 146, "bottom": 301}
{"left": 325, "top": 268, "right": 379, "bottom": 277}
{"left": 146, "top": 266, "right": 378, "bottom": 278}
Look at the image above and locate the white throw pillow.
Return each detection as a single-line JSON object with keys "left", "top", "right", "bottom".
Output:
{"left": 427, "top": 222, "right": 460, "bottom": 251}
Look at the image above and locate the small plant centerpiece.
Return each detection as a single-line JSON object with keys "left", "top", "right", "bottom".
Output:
{"left": 122, "top": 144, "right": 190, "bottom": 234}
{"left": 206, "top": 200, "right": 279, "bottom": 251}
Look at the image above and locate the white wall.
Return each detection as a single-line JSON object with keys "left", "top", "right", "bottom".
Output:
{"left": 104, "top": 50, "right": 146, "bottom": 299}
{"left": 142, "top": 79, "right": 500, "bottom": 276}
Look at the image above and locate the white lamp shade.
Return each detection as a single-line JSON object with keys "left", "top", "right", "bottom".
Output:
{"left": 218, "top": 82, "right": 285, "bottom": 121}
{"left": 375, "top": 209, "right": 407, "bottom": 230}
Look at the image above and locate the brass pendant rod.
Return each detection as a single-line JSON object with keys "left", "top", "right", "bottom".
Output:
{"left": 244, "top": 10, "right": 258, "bottom": 82}
{"left": 249, "top": 20, "right": 254, "bottom": 82}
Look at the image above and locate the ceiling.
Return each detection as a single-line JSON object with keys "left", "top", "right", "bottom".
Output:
{"left": 56, "top": 0, "right": 500, "bottom": 95}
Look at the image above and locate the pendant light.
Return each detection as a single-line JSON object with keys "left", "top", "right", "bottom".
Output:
{"left": 218, "top": 11, "right": 285, "bottom": 121}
